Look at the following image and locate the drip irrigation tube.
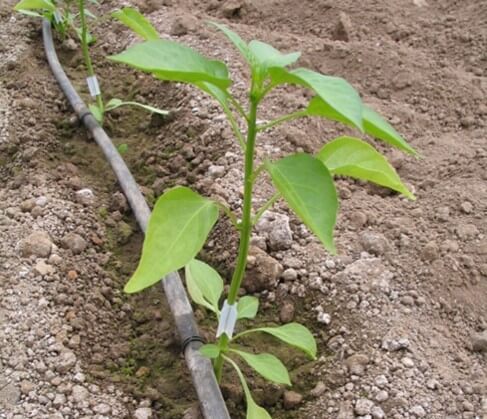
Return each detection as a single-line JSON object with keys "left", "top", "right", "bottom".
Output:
{"left": 41, "top": 20, "right": 230, "bottom": 419}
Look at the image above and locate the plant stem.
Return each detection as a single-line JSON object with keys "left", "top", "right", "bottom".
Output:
{"left": 252, "top": 192, "right": 280, "bottom": 225}
{"left": 214, "top": 95, "right": 259, "bottom": 382}
{"left": 78, "top": 0, "right": 104, "bottom": 114}
{"left": 257, "top": 110, "right": 307, "bottom": 132}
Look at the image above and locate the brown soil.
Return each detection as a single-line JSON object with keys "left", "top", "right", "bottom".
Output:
{"left": 1, "top": 0, "right": 487, "bottom": 418}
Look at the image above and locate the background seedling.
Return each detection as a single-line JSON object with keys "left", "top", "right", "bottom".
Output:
{"left": 14, "top": 2, "right": 168, "bottom": 125}
{"left": 114, "top": 21, "right": 416, "bottom": 418}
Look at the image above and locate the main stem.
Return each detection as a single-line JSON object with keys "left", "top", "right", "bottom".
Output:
{"left": 78, "top": 0, "right": 104, "bottom": 113}
{"left": 214, "top": 95, "right": 259, "bottom": 382}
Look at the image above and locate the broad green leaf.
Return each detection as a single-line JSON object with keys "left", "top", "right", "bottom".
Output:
{"left": 317, "top": 136, "right": 415, "bottom": 199}
{"left": 224, "top": 356, "right": 272, "bottom": 419}
{"left": 270, "top": 67, "right": 363, "bottom": 131}
{"left": 112, "top": 7, "right": 159, "bottom": 41}
{"left": 248, "top": 40, "right": 300, "bottom": 70}
{"left": 265, "top": 153, "right": 338, "bottom": 253}
{"left": 237, "top": 296, "right": 259, "bottom": 320}
{"left": 88, "top": 104, "right": 103, "bottom": 123}
{"left": 362, "top": 105, "right": 417, "bottom": 155}
{"left": 209, "top": 22, "right": 253, "bottom": 65}
{"left": 14, "top": 0, "right": 55, "bottom": 12}
{"left": 185, "top": 259, "right": 223, "bottom": 313}
{"left": 110, "top": 40, "right": 231, "bottom": 90}
{"left": 307, "top": 97, "right": 416, "bottom": 155}
{"left": 239, "top": 323, "right": 317, "bottom": 360}
{"left": 230, "top": 349, "right": 291, "bottom": 386}
{"left": 200, "top": 344, "right": 220, "bottom": 359}
{"left": 105, "top": 98, "right": 169, "bottom": 116}
{"left": 124, "top": 186, "right": 219, "bottom": 293}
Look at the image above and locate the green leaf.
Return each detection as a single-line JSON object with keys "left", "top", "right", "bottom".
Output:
{"left": 306, "top": 97, "right": 416, "bottom": 155}
{"left": 317, "top": 136, "right": 415, "bottom": 199}
{"left": 238, "top": 323, "right": 317, "bottom": 360}
{"left": 14, "top": 0, "right": 55, "bottom": 12}
{"left": 230, "top": 350, "right": 291, "bottom": 386}
{"left": 362, "top": 105, "right": 417, "bottom": 155}
{"left": 88, "top": 104, "right": 103, "bottom": 123}
{"left": 270, "top": 67, "right": 363, "bottom": 131}
{"left": 105, "top": 98, "right": 169, "bottom": 116}
{"left": 112, "top": 7, "right": 159, "bottom": 41}
{"left": 265, "top": 153, "right": 338, "bottom": 253}
{"left": 124, "top": 186, "right": 219, "bottom": 293}
{"left": 16, "top": 9, "right": 43, "bottom": 17}
{"left": 200, "top": 344, "right": 220, "bottom": 359}
{"left": 209, "top": 22, "right": 253, "bottom": 65}
{"left": 248, "top": 40, "right": 300, "bottom": 70}
{"left": 224, "top": 356, "right": 272, "bottom": 419}
{"left": 84, "top": 8, "right": 96, "bottom": 19}
{"left": 109, "top": 40, "right": 231, "bottom": 90}
{"left": 117, "top": 143, "right": 128, "bottom": 154}
{"left": 185, "top": 259, "right": 223, "bottom": 313}
{"left": 237, "top": 296, "right": 259, "bottom": 320}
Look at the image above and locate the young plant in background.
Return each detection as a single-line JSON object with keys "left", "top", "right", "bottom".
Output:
{"left": 110, "top": 20, "right": 417, "bottom": 418}
{"left": 14, "top": 2, "right": 168, "bottom": 125}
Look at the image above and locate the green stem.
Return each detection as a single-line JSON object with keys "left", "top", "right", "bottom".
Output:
{"left": 257, "top": 110, "right": 307, "bottom": 132}
{"left": 252, "top": 192, "right": 280, "bottom": 225}
{"left": 214, "top": 94, "right": 259, "bottom": 383}
{"left": 78, "top": 0, "right": 104, "bottom": 114}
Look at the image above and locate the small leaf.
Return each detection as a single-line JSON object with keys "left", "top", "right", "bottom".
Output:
{"left": 237, "top": 296, "right": 259, "bottom": 320}
{"left": 362, "top": 105, "right": 417, "bottom": 155}
{"left": 200, "top": 344, "right": 220, "bottom": 359}
{"left": 84, "top": 8, "right": 96, "bottom": 19}
{"left": 240, "top": 323, "right": 317, "bottom": 360}
{"left": 185, "top": 259, "right": 223, "bottom": 313}
{"left": 124, "top": 186, "right": 219, "bottom": 293}
{"left": 117, "top": 143, "right": 128, "bottom": 154}
{"left": 270, "top": 67, "right": 363, "bottom": 131}
{"left": 14, "top": 0, "right": 55, "bottom": 12}
{"left": 110, "top": 40, "right": 231, "bottom": 90}
{"left": 248, "top": 40, "right": 300, "bottom": 70}
{"left": 88, "top": 104, "right": 103, "bottom": 123}
{"left": 112, "top": 7, "right": 159, "bottom": 41}
{"left": 209, "top": 22, "right": 253, "bottom": 65}
{"left": 224, "top": 356, "right": 272, "bottom": 419}
{"left": 317, "top": 136, "right": 415, "bottom": 199}
{"left": 230, "top": 350, "right": 291, "bottom": 386}
{"left": 105, "top": 98, "right": 123, "bottom": 110}
{"left": 16, "top": 9, "right": 43, "bottom": 17}
{"left": 265, "top": 153, "right": 338, "bottom": 253}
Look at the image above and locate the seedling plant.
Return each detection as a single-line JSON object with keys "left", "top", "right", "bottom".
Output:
{"left": 109, "top": 14, "right": 418, "bottom": 418}
{"left": 14, "top": 2, "right": 168, "bottom": 125}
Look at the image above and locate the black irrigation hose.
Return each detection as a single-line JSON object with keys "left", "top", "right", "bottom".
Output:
{"left": 41, "top": 20, "right": 230, "bottom": 419}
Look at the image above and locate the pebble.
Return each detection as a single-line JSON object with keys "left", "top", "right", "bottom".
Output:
{"left": 345, "top": 353, "right": 369, "bottom": 376}
{"left": 355, "top": 398, "right": 375, "bottom": 415}
{"left": 56, "top": 351, "right": 77, "bottom": 373}
{"left": 75, "top": 188, "right": 95, "bottom": 206}
{"left": 401, "top": 357, "right": 415, "bottom": 368}
{"left": 256, "top": 211, "right": 293, "bottom": 250}
{"left": 283, "top": 391, "right": 303, "bottom": 409}
{"left": 410, "top": 404, "right": 426, "bottom": 417}
{"left": 310, "top": 381, "right": 326, "bottom": 397}
{"left": 34, "top": 260, "right": 54, "bottom": 276}
{"left": 207, "top": 165, "right": 225, "bottom": 179}
{"left": 62, "top": 233, "right": 87, "bottom": 254}
{"left": 360, "top": 231, "right": 389, "bottom": 255}
{"left": 71, "top": 385, "right": 89, "bottom": 403}
{"left": 20, "top": 231, "right": 53, "bottom": 258}
{"left": 375, "top": 390, "right": 389, "bottom": 402}
{"left": 279, "top": 301, "right": 295, "bottom": 323}
{"left": 371, "top": 406, "right": 385, "bottom": 419}
{"left": 471, "top": 330, "right": 487, "bottom": 352}
{"left": 243, "top": 246, "right": 282, "bottom": 292}
{"left": 134, "top": 407, "right": 153, "bottom": 419}
{"left": 281, "top": 268, "right": 298, "bottom": 281}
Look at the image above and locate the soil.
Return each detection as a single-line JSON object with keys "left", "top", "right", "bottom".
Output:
{"left": 1, "top": 0, "right": 487, "bottom": 418}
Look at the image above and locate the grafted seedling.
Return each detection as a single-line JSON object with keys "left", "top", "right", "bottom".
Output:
{"left": 14, "top": 2, "right": 168, "bottom": 125}
{"left": 110, "top": 20, "right": 417, "bottom": 419}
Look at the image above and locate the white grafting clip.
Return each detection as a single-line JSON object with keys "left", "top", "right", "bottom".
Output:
{"left": 216, "top": 300, "right": 238, "bottom": 339}
{"left": 86, "top": 76, "right": 101, "bottom": 97}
